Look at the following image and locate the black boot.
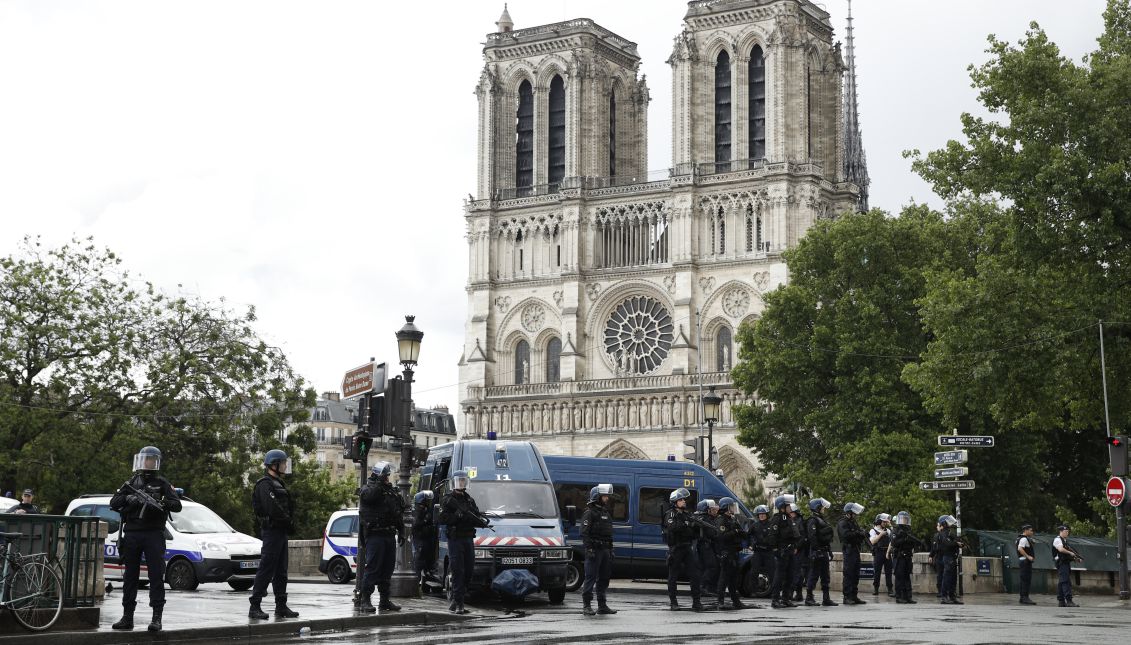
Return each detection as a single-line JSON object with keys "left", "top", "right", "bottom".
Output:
{"left": 821, "top": 591, "right": 838, "bottom": 607}
{"left": 248, "top": 600, "right": 268, "bottom": 620}
{"left": 669, "top": 597, "right": 679, "bottom": 611}
{"left": 887, "top": 587, "right": 895, "bottom": 597}
{"left": 905, "top": 594, "right": 917, "bottom": 604}
{"left": 359, "top": 593, "right": 376, "bottom": 613}
{"left": 275, "top": 596, "right": 300, "bottom": 618}
{"left": 378, "top": 585, "right": 401, "bottom": 612}
{"left": 853, "top": 595, "right": 867, "bottom": 605}
{"left": 148, "top": 607, "right": 163, "bottom": 632}
{"left": 731, "top": 597, "right": 747, "bottom": 610}
{"left": 691, "top": 598, "right": 705, "bottom": 612}
{"left": 804, "top": 591, "right": 818, "bottom": 607}
{"left": 872, "top": 585, "right": 880, "bottom": 596}
{"left": 449, "top": 599, "right": 461, "bottom": 613}
{"left": 583, "top": 594, "right": 595, "bottom": 616}
{"left": 771, "top": 599, "right": 784, "bottom": 609}
{"left": 949, "top": 596, "right": 963, "bottom": 605}
{"left": 596, "top": 600, "right": 617, "bottom": 614}
{"left": 112, "top": 608, "right": 134, "bottom": 630}
{"left": 792, "top": 589, "right": 803, "bottom": 602}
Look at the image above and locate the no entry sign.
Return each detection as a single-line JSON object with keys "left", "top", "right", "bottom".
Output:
{"left": 1108, "top": 476, "right": 1126, "bottom": 507}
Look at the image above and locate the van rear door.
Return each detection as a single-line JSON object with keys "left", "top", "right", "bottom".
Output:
{"left": 633, "top": 473, "right": 700, "bottom": 578}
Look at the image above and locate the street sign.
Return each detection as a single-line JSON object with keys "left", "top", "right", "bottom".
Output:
{"left": 1108, "top": 476, "right": 1127, "bottom": 507}
{"left": 341, "top": 361, "right": 387, "bottom": 399}
{"left": 934, "top": 450, "right": 968, "bottom": 466}
{"left": 938, "top": 435, "right": 995, "bottom": 447}
{"left": 920, "top": 480, "right": 975, "bottom": 491}
{"left": 934, "top": 467, "right": 969, "bottom": 479}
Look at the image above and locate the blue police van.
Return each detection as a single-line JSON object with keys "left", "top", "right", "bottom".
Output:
{"left": 543, "top": 455, "right": 764, "bottom": 597}
{"left": 420, "top": 440, "right": 574, "bottom": 604}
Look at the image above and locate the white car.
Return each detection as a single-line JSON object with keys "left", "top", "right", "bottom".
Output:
{"left": 66, "top": 494, "right": 262, "bottom": 591}
{"left": 319, "top": 508, "right": 359, "bottom": 584}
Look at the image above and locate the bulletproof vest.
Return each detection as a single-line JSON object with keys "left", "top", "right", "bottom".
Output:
{"left": 717, "top": 514, "right": 743, "bottom": 552}
{"left": 810, "top": 515, "right": 834, "bottom": 547}
{"left": 439, "top": 491, "right": 482, "bottom": 538}
{"left": 360, "top": 480, "right": 404, "bottom": 530}
{"left": 791, "top": 514, "right": 809, "bottom": 547}
{"left": 583, "top": 502, "right": 614, "bottom": 542}
{"left": 892, "top": 526, "right": 915, "bottom": 556}
{"left": 772, "top": 512, "right": 798, "bottom": 548}
{"left": 872, "top": 525, "right": 892, "bottom": 550}
{"left": 1017, "top": 534, "right": 1034, "bottom": 559}
{"left": 1053, "top": 537, "right": 1073, "bottom": 564}
{"left": 664, "top": 508, "right": 696, "bottom": 545}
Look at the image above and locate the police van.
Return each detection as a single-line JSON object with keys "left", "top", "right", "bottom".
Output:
{"left": 420, "top": 440, "right": 574, "bottom": 604}
{"left": 543, "top": 456, "right": 762, "bottom": 596}
{"left": 65, "top": 494, "right": 262, "bottom": 591}
{"left": 318, "top": 507, "right": 359, "bottom": 583}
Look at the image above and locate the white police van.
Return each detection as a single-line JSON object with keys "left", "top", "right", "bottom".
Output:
{"left": 66, "top": 494, "right": 262, "bottom": 591}
{"left": 319, "top": 507, "right": 359, "bottom": 583}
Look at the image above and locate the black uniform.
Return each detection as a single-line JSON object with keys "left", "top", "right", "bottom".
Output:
{"left": 806, "top": 512, "right": 835, "bottom": 603}
{"left": 694, "top": 511, "right": 720, "bottom": 593}
{"left": 714, "top": 512, "right": 745, "bottom": 607}
{"left": 928, "top": 533, "right": 943, "bottom": 598}
{"left": 870, "top": 524, "right": 893, "bottom": 595}
{"left": 662, "top": 505, "right": 702, "bottom": 608}
{"left": 890, "top": 525, "right": 922, "bottom": 603}
{"left": 7, "top": 502, "right": 40, "bottom": 514}
{"left": 837, "top": 516, "right": 867, "bottom": 602}
{"left": 748, "top": 516, "right": 774, "bottom": 596}
{"left": 109, "top": 472, "right": 181, "bottom": 614}
{"left": 250, "top": 472, "right": 295, "bottom": 607}
{"left": 438, "top": 489, "right": 486, "bottom": 609}
{"left": 790, "top": 511, "right": 809, "bottom": 600}
{"left": 768, "top": 509, "right": 799, "bottom": 605}
{"left": 412, "top": 498, "right": 438, "bottom": 581}
{"left": 1016, "top": 533, "right": 1035, "bottom": 602}
{"left": 933, "top": 527, "right": 960, "bottom": 602}
{"left": 580, "top": 499, "right": 615, "bottom": 609}
{"left": 358, "top": 477, "right": 405, "bottom": 605}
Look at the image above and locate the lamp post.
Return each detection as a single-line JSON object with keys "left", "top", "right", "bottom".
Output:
{"left": 702, "top": 385, "right": 722, "bottom": 470}
{"left": 390, "top": 315, "right": 423, "bottom": 597}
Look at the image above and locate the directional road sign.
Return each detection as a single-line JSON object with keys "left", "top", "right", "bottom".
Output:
{"left": 934, "top": 467, "right": 969, "bottom": 479}
{"left": 934, "top": 450, "right": 968, "bottom": 466}
{"left": 341, "top": 361, "right": 387, "bottom": 399}
{"left": 1108, "top": 476, "right": 1127, "bottom": 507}
{"left": 920, "top": 480, "right": 976, "bottom": 491}
{"left": 938, "top": 435, "right": 995, "bottom": 447}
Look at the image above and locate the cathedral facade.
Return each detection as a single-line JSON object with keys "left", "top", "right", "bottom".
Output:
{"left": 458, "top": 0, "right": 866, "bottom": 496}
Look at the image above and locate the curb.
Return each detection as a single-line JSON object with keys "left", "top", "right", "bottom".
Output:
{"left": 0, "top": 610, "right": 472, "bottom": 644}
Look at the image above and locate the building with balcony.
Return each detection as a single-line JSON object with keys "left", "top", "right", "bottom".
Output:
{"left": 458, "top": 0, "right": 869, "bottom": 497}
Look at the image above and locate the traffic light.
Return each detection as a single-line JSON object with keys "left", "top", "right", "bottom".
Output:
{"left": 383, "top": 377, "right": 413, "bottom": 440}
{"left": 349, "top": 431, "right": 372, "bottom": 464}
{"left": 1107, "top": 435, "right": 1129, "bottom": 477}
{"left": 683, "top": 437, "right": 701, "bottom": 464}
{"left": 368, "top": 395, "right": 385, "bottom": 437}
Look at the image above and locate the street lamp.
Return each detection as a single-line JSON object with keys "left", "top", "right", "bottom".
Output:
{"left": 702, "top": 386, "right": 722, "bottom": 470}
{"left": 391, "top": 315, "right": 423, "bottom": 597}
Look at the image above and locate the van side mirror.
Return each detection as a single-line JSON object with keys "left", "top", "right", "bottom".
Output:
{"left": 565, "top": 505, "right": 577, "bottom": 527}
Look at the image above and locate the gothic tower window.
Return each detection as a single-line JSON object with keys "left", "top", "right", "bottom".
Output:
{"left": 806, "top": 63, "right": 813, "bottom": 160}
{"left": 714, "top": 51, "right": 732, "bottom": 170}
{"left": 745, "top": 204, "right": 753, "bottom": 252}
{"left": 546, "top": 337, "right": 562, "bottom": 383}
{"left": 516, "top": 80, "right": 534, "bottom": 189}
{"left": 749, "top": 45, "right": 766, "bottom": 160}
{"left": 548, "top": 75, "right": 566, "bottom": 186}
{"left": 515, "top": 339, "right": 530, "bottom": 385}
{"left": 608, "top": 90, "right": 617, "bottom": 176}
{"left": 716, "top": 326, "right": 733, "bottom": 372}
{"left": 717, "top": 207, "right": 726, "bottom": 254}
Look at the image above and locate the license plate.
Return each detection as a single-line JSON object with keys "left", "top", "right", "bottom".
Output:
{"left": 239, "top": 560, "right": 259, "bottom": 569}
{"left": 500, "top": 557, "right": 534, "bottom": 565}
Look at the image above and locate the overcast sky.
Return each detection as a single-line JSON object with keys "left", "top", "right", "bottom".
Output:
{"left": 0, "top": 0, "right": 1108, "bottom": 420}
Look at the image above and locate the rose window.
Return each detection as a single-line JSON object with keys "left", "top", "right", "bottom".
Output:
{"left": 603, "top": 296, "right": 674, "bottom": 374}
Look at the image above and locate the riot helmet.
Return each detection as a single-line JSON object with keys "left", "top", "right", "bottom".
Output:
{"left": 132, "top": 446, "right": 162, "bottom": 472}
{"left": 753, "top": 504, "right": 770, "bottom": 518}
{"left": 843, "top": 502, "right": 864, "bottom": 516}
{"left": 669, "top": 488, "right": 691, "bottom": 504}
{"left": 589, "top": 483, "right": 614, "bottom": 504}
{"left": 414, "top": 490, "right": 434, "bottom": 506}
{"left": 263, "top": 449, "right": 291, "bottom": 474}
{"left": 773, "top": 495, "right": 790, "bottom": 510}
{"left": 808, "top": 498, "right": 830, "bottom": 512}
{"left": 895, "top": 511, "right": 911, "bottom": 526}
{"left": 719, "top": 497, "right": 737, "bottom": 514}
{"left": 788, "top": 502, "right": 801, "bottom": 514}
{"left": 938, "top": 515, "right": 958, "bottom": 528}
{"left": 451, "top": 470, "right": 470, "bottom": 491}
{"left": 371, "top": 461, "right": 393, "bottom": 480}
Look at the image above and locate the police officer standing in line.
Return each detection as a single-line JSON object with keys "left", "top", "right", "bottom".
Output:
{"left": 662, "top": 488, "right": 704, "bottom": 611}
{"left": 110, "top": 446, "right": 181, "bottom": 632}
{"left": 7, "top": 489, "right": 40, "bottom": 514}
{"left": 837, "top": 502, "right": 868, "bottom": 605}
{"left": 1016, "top": 524, "right": 1036, "bottom": 605}
{"left": 694, "top": 499, "right": 720, "bottom": 594}
{"left": 748, "top": 505, "right": 774, "bottom": 597}
{"left": 804, "top": 498, "right": 837, "bottom": 607}
{"left": 580, "top": 484, "right": 617, "bottom": 616}
{"left": 789, "top": 502, "right": 809, "bottom": 603}
{"left": 249, "top": 449, "right": 299, "bottom": 620}
{"left": 357, "top": 462, "right": 405, "bottom": 613}
{"left": 934, "top": 515, "right": 963, "bottom": 605}
{"left": 768, "top": 494, "right": 799, "bottom": 609}
{"left": 412, "top": 489, "right": 438, "bottom": 587}
{"left": 869, "top": 513, "right": 894, "bottom": 597}
{"left": 928, "top": 524, "right": 942, "bottom": 600}
{"left": 438, "top": 470, "right": 488, "bottom": 614}
{"left": 714, "top": 497, "right": 750, "bottom": 610}
{"left": 1052, "top": 524, "right": 1082, "bottom": 607}
{"left": 890, "top": 511, "right": 923, "bottom": 604}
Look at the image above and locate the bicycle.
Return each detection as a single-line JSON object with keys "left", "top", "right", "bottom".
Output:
{"left": 0, "top": 531, "right": 63, "bottom": 631}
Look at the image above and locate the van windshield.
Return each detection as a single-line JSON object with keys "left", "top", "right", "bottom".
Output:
{"left": 170, "top": 505, "right": 236, "bottom": 534}
{"left": 469, "top": 482, "right": 558, "bottom": 519}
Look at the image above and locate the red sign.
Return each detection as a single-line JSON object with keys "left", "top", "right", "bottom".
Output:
{"left": 1107, "top": 476, "right": 1126, "bottom": 507}
{"left": 341, "top": 362, "right": 386, "bottom": 399}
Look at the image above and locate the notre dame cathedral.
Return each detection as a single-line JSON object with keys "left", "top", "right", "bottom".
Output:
{"left": 458, "top": 0, "right": 868, "bottom": 497}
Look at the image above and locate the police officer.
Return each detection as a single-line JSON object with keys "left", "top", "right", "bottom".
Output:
{"left": 694, "top": 499, "right": 720, "bottom": 594}
{"left": 837, "top": 502, "right": 867, "bottom": 605}
{"left": 869, "top": 513, "right": 894, "bottom": 597}
{"left": 890, "top": 511, "right": 924, "bottom": 604}
{"left": 934, "top": 515, "right": 962, "bottom": 605}
{"left": 438, "top": 470, "right": 489, "bottom": 614}
{"left": 1016, "top": 524, "right": 1036, "bottom": 605}
{"left": 714, "top": 497, "right": 749, "bottom": 610}
{"left": 412, "top": 489, "right": 438, "bottom": 587}
{"left": 358, "top": 462, "right": 405, "bottom": 613}
{"left": 662, "top": 488, "right": 703, "bottom": 611}
{"left": 1052, "top": 524, "right": 1082, "bottom": 607}
{"left": 249, "top": 449, "right": 299, "bottom": 620}
{"left": 789, "top": 502, "right": 809, "bottom": 603}
{"left": 768, "top": 494, "right": 799, "bottom": 609}
{"left": 804, "top": 498, "right": 836, "bottom": 607}
{"left": 748, "top": 505, "right": 774, "bottom": 598}
{"left": 7, "top": 489, "right": 40, "bottom": 514}
{"left": 110, "top": 446, "right": 182, "bottom": 632}
{"left": 580, "top": 483, "right": 617, "bottom": 616}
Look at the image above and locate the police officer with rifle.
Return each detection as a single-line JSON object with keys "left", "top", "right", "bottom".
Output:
{"left": 714, "top": 497, "right": 749, "bottom": 610}
{"left": 110, "top": 446, "right": 181, "bottom": 632}
{"left": 747, "top": 505, "right": 774, "bottom": 598}
{"left": 838, "top": 502, "right": 868, "bottom": 606}
{"left": 768, "top": 494, "right": 799, "bottom": 609}
{"left": 662, "top": 488, "right": 704, "bottom": 611}
{"left": 693, "top": 499, "right": 721, "bottom": 594}
{"left": 1053, "top": 524, "right": 1083, "bottom": 607}
{"left": 412, "top": 489, "right": 438, "bottom": 588}
{"left": 357, "top": 462, "right": 405, "bottom": 613}
{"left": 804, "top": 498, "right": 837, "bottom": 607}
{"left": 934, "top": 514, "right": 963, "bottom": 605}
{"left": 439, "top": 470, "right": 490, "bottom": 614}
{"left": 890, "top": 511, "right": 925, "bottom": 604}
{"left": 249, "top": 449, "right": 299, "bottom": 620}
{"left": 580, "top": 484, "right": 617, "bottom": 616}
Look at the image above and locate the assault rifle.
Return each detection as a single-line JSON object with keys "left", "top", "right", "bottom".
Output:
{"left": 123, "top": 480, "right": 166, "bottom": 521}
{"left": 688, "top": 513, "right": 721, "bottom": 536}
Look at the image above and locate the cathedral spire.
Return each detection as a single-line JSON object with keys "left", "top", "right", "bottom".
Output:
{"left": 496, "top": 4, "right": 514, "bottom": 33}
{"left": 842, "top": 0, "right": 870, "bottom": 212}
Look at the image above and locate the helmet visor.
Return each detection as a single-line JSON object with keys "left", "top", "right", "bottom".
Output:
{"left": 132, "top": 452, "right": 161, "bottom": 472}
{"left": 452, "top": 475, "right": 470, "bottom": 490}
{"left": 274, "top": 458, "right": 293, "bottom": 475}
{"left": 596, "top": 483, "right": 613, "bottom": 496}
{"left": 896, "top": 514, "right": 911, "bottom": 526}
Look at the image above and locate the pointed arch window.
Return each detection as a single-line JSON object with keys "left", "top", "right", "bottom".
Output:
{"left": 516, "top": 80, "right": 534, "bottom": 189}
{"left": 745, "top": 204, "right": 754, "bottom": 253}
{"left": 716, "top": 326, "right": 733, "bottom": 372}
{"left": 806, "top": 64, "right": 814, "bottom": 160}
{"left": 546, "top": 337, "right": 562, "bottom": 383}
{"left": 548, "top": 75, "right": 566, "bottom": 186}
{"left": 608, "top": 90, "right": 617, "bottom": 177}
{"left": 749, "top": 45, "right": 766, "bottom": 160}
{"left": 716, "top": 207, "right": 726, "bottom": 255}
{"left": 514, "top": 340, "right": 530, "bottom": 385}
{"left": 714, "top": 51, "right": 732, "bottom": 170}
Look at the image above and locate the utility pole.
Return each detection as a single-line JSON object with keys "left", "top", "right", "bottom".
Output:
{"left": 1100, "top": 321, "right": 1129, "bottom": 600}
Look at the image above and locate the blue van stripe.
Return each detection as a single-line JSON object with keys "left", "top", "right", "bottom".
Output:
{"left": 328, "top": 539, "right": 358, "bottom": 557}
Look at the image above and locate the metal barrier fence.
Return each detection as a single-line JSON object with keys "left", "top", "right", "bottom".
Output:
{"left": 0, "top": 514, "right": 103, "bottom": 608}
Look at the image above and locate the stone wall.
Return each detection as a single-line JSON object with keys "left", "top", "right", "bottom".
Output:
{"left": 288, "top": 539, "right": 323, "bottom": 577}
